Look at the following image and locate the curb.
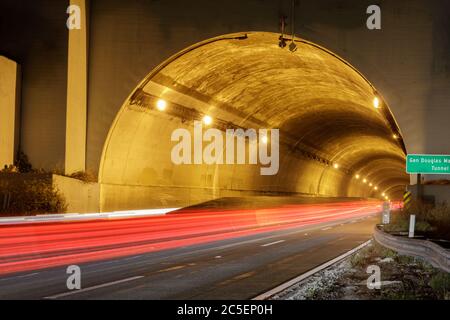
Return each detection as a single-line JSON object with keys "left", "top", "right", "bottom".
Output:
{"left": 252, "top": 240, "right": 372, "bottom": 300}
{"left": 373, "top": 226, "right": 450, "bottom": 273}
{"left": 0, "top": 208, "right": 180, "bottom": 225}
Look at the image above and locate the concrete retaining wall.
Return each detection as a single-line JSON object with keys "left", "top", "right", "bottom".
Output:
{"left": 374, "top": 226, "right": 450, "bottom": 273}
{"left": 53, "top": 175, "right": 100, "bottom": 213}
{"left": 408, "top": 184, "right": 450, "bottom": 205}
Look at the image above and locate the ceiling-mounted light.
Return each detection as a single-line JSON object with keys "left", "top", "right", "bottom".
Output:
{"left": 373, "top": 97, "right": 380, "bottom": 109}
{"left": 203, "top": 115, "right": 213, "bottom": 126}
{"left": 156, "top": 99, "right": 167, "bottom": 111}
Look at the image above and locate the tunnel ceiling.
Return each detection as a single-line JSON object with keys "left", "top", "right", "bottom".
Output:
{"left": 150, "top": 33, "right": 407, "bottom": 181}
{"left": 100, "top": 32, "right": 409, "bottom": 209}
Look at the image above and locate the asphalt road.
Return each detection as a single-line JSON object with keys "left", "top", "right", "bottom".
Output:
{"left": 0, "top": 199, "right": 380, "bottom": 300}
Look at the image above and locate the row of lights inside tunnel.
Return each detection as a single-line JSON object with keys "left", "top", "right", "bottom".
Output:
{"left": 354, "top": 174, "right": 390, "bottom": 201}
{"left": 156, "top": 99, "right": 269, "bottom": 144}
{"left": 373, "top": 96, "right": 400, "bottom": 141}
{"left": 156, "top": 97, "right": 392, "bottom": 200}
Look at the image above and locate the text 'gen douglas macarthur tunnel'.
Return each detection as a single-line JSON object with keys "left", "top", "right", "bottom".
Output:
{"left": 99, "top": 32, "right": 408, "bottom": 212}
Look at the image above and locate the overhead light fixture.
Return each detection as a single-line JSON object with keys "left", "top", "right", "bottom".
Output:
{"left": 369, "top": 183, "right": 373, "bottom": 187}
{"left": 373, "top": 97, "right": 380, "bottom": 109}
{"left": 279, "top": 36, "right": 287, "bottom": 48}
{"left": 363, "top": 179, "right": 367, "bottom": 184}
{"left": 156, "top": 99, "right": 167, "bottom": 111}
{"left": 333, "top": 163, "right": 339, "bottom": 169}
{"left": 203, "top": 115, "right": 213, "bottom": 126}
{"left": 374, "top": 186, "right": 378, "bottom": 190}
{"left": 289, "top": 41, "right": 297, "bottom": 52}
{"left": 355, "top": 174, "right": 360, "bottom": 179}
{"left": 393, "top": 134, "right": 399, "bottom": 139}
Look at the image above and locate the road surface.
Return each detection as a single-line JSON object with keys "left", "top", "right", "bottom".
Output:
{"left": 0, "top": 197, "right": 382, "bottom": 300}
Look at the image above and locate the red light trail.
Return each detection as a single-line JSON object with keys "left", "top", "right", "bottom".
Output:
{"left": 0, "top": 201, "right": 384, "bottom": 275}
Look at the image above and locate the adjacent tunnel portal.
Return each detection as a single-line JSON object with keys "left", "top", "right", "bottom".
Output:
{"left": 99, "top": 32, "right": 408, "bottom": 211}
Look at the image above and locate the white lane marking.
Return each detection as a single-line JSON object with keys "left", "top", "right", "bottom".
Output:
{"left": 321, "top": 227, "right": 332, "bottom": 231}
{"left": 17, "top": 273, "right": 39, "bottom": 278}
{"left": 261, "top": 240, "right": 285, "bottom": 247}
{"left": 123, "top": 255, "right": 143, "bottom": 261}
{"left": 253, "top": 240, "right": 372, "bottom": 300}
{"left": 44, "top": 276, "right": 144, "bottom": 299}
{"left": 215, "top": 256, "right": 222, "bottom": 259}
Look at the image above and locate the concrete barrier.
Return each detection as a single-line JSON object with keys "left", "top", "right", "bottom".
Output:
{"left": 0, "top": 208, "right": 180, "bottom": 225}
{"left": 53, "top": 174, "right": 100, "bottom": 213}
{"left": 373, "top": 226, "right": 450, "bottom": 273}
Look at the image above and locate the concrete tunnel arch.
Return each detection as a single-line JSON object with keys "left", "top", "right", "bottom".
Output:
{"left": 98, "top": 32, "right": 409, "bottom": 212}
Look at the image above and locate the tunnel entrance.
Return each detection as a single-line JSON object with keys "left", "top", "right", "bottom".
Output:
{"left": 98, "top": 32, "right": 408, "bottom": 212}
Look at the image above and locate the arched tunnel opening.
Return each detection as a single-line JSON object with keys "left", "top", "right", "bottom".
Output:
{"left": 99, "top": 32, "right": 409, "bottom": 212}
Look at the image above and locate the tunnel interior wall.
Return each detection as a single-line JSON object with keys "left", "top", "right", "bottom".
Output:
{"left": 100, "top": 107, "right": 364, "bottom": 211}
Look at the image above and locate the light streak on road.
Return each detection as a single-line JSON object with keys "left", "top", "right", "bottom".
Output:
{"left": 0, "top": 201, "right": 385, "bottom": 275}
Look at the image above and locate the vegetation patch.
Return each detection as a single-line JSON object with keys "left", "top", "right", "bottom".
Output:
{"left": 0, "top": 151, "right": 67, "bottom": 216}
{"left": 0, "top": 174, "right": 67, "bottom": 216}
{"left": 385, "top": 201, "right": 450, "bottom": 242}
{"left": 274, "top": 242, "right": 450, "bottom": 300}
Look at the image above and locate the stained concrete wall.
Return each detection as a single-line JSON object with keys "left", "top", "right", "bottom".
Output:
{"left": 1, "top": 1, "right": 449, "bottom": 211}
{"left": 86, "top": 0, "right": 450, "bottom": 176}
{"left": 0, "top": 56, "right": 21, "bottom": 168}
{"left": 408, "top": 185, "right": 450, "bottom": 205}
{"left": 0, "top": 0, "right": 69, "bottom": 170}
{"left": 53, "top": 175, "right": 99, "bottom": 213}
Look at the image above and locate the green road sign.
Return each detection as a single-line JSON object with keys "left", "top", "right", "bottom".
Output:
{"left": 406, "top": 154, "right": 450, "bottom": 174}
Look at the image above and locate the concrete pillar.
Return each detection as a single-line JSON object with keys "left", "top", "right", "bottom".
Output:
{"left": 0, "top": 56, "right": 21, "bottom": 169}
{"left": 65, "top": 0, "right": 88, "bottom": 174}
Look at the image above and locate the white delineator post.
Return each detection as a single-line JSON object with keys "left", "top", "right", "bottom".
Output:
{"left": 409, "top": 215, "right": 416, "bottom": 238}
{"left": 382, "top": 201, "right": 390, "bottom": 224}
